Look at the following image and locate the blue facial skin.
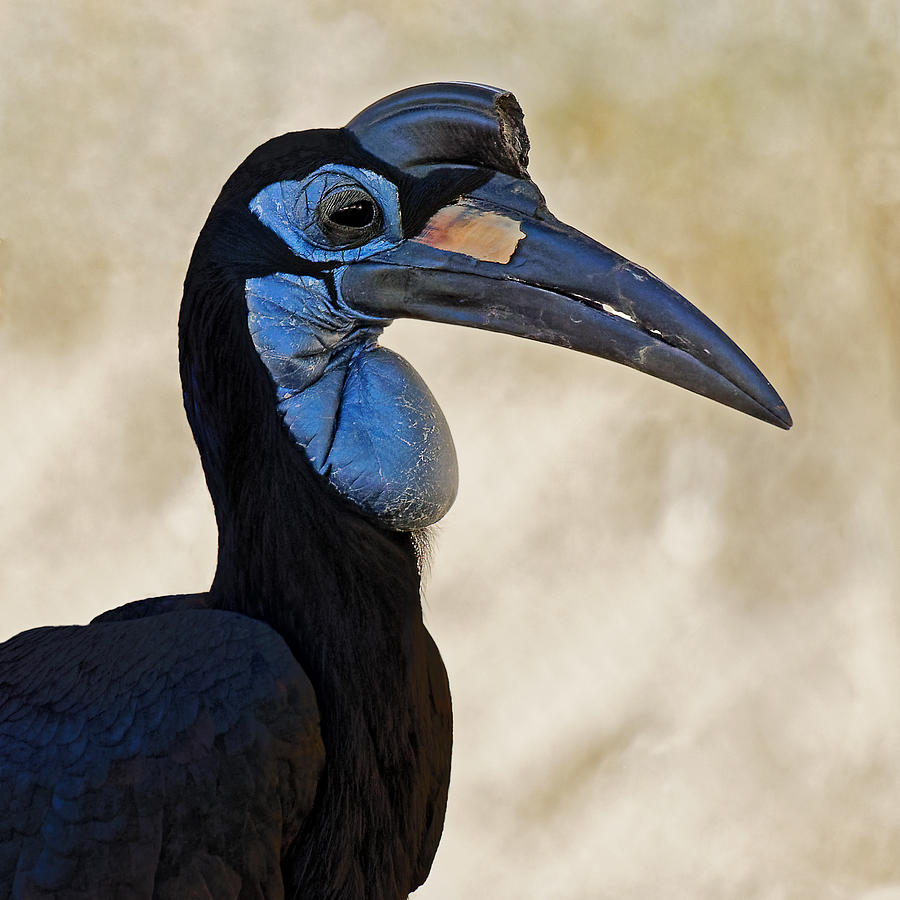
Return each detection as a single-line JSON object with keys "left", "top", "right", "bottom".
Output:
{"left": 247, "top": 166, "right": 459, "bottom": 531}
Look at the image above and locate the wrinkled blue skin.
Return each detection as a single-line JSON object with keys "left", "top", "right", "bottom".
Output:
{"left": 248, "top": 165, "right": 458, "bottom": 530}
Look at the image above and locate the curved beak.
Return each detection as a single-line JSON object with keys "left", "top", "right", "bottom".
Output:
{"left": 340, "top": 177, "right": 791, "bottom": 429}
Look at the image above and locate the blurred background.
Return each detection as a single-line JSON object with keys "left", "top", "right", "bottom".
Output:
{"left": 2, "top": 1, "right": 899, "bottom": 897}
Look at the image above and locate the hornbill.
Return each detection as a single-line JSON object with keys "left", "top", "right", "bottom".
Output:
{"left": 0, "top": 83, "right": 790, "bottom": 899}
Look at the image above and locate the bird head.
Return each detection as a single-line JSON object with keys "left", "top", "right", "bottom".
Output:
{"left": 181, "top": 83, "right": 790, "bottom": 532}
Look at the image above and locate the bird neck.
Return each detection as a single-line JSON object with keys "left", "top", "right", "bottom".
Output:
{"left": 207, "top": 407, "right": 423, "bottom": 639}
{"left": 181, "top": 276, "right": 448, "bottom": 898}
{"left": 209, "top": 419, "right": 447, "bottom": 899}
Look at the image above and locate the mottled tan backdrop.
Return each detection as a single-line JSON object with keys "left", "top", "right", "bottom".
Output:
{"left": 2, "top": 2, "right": 899, "bottom": 898}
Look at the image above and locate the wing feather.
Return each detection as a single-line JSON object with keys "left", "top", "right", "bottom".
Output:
{"left": 0, "top": 608, "right": 323, "bottom": 899}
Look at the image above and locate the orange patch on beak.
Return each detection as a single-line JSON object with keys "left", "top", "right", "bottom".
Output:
{"left": 412, "top": 200, "right": 524, "bottom": 264}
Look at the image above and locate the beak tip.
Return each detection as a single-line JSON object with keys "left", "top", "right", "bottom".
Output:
{"left": 754, "top": 391, "right": 791, "bottom": 430}
{"left": 773, "top": 404, "right": 793, "bottom": 430}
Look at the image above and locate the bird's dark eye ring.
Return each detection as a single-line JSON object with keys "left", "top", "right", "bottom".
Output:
{"left": 317, "top": 188, "right": 382, "bottom": 246}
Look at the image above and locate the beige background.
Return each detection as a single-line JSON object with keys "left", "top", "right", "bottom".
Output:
{"left": 2, "top": 2, "right": 899, "bottom": 898}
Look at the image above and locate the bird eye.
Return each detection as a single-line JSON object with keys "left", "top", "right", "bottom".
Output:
{"left": 328, "top": 199, "right": 375, "bottom": 228}
{"left": 317, "top": 188, "right": 382, "bottom": 246}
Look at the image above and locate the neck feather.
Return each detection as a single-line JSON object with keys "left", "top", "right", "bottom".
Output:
{"left": 180, "top": 275, "right": 451, "bottom": 898}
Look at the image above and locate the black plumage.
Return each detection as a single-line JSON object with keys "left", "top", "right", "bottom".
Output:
{"left": 0, "top": 83, "right": 790, "bottom": 900}
{"left": 2, "top": 129, "right": 454, "bottom": 900}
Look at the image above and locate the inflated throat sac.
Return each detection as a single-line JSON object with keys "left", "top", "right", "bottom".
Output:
{"left": 246, "top": 272, "right": 458, "bottom": 530}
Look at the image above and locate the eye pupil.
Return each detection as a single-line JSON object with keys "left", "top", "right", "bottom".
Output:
{"left": 328, "top": 200, "right": 375, "bottom": 229}
{"left": 312, "top": 184, "right": 384, "bottom": 247}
